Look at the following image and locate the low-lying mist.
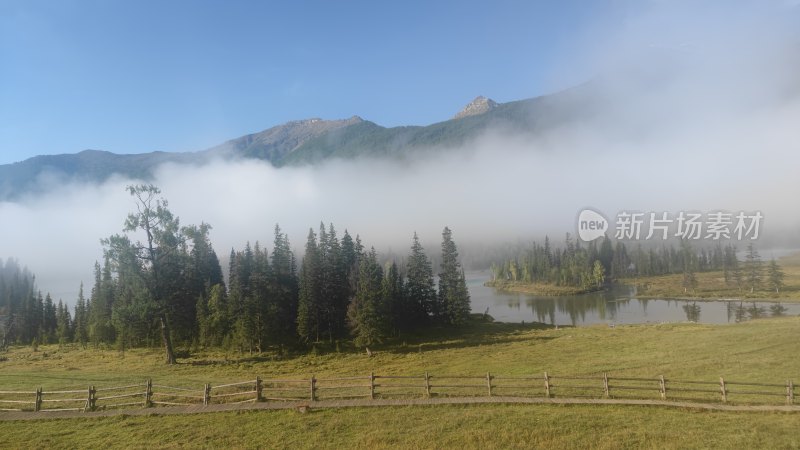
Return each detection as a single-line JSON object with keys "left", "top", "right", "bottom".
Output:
{"left": 2, "top": 0, "right": 799, "bottom": 304}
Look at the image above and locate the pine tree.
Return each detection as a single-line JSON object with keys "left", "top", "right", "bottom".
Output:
{"left": 226, "top": 247, "right": 244, "bottom": 348}
{"left": 73, "top": 282, "right": 89, "bottom": 348}
{"left": 404, "top": 232, "right": 436, "bottom": 327}
{"left": 598, "top": 237, "right": 613, "bottom": 275}
{"left": 347, "top": 248, "right": 386, "bottom": 347}
{"left": 229, "top": 242, "right": 256, "bottom": 352}
{"left": 26, "top": 291, "right": 44, "bottom": 344}
{"left": 88, "top": 258, "right": 116, "bottom": 346}
{"left": 341, "top": 230, "right": 359, "bottom": 281}
{"left": 681, "top": 239, "right": 698, "bottom": 294}
{"left": 42, "top": 293, "right": 57, "bottom": 344}
{"left": 723, "top": 244, "right": 737, "bottom": 285}
{"left": 270, "top": 224, "right": 299, "bottom": 344}
{"left": 743, "top": 243, "right": 763, "bottom": 293}
{"left": 767, "top": 259, "right": 785, "bottom": 294}
{"left": 196, "top": 291, "right": 210, "bottom": 347}
{"left": 297, "top": 229, "right": 322, "bottom": 343}
{"left": 592, "top": 260, "right": 606, "bottom": 289}
{"left": 318, "top": 223, "right": 348, "bottom": 342}
{"left": 197, "top": 283, "right": 228, "bottom": 347}
{"left": 611, "top": 242, "right": 629, "bottom": 279}
{"left": 246, "top": 241, "right": 271, "bottom": 353}
{"left": 0, "top": 259, "right": 35, "bottom": 346}
{"left": 731, "top": 259, "right": 744, "bottom": 292}
{"left": 340, "top": 229, "right": 361, "bottom": 318}
{"left": 438, "top": 227, "right": 471, "bottom": 326}
{"left": 180, "top": 223, "right": 224, "bottom": 344}
{"left": 56, "top": 300, "right": 72, "bottom": 346}
{"left": 382, "top": 261, "right": 405, "bottom": 336}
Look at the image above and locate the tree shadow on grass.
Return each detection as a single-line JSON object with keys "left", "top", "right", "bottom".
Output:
{"left": 178, "top": 317, "right": 565, "bottom": 364}
{"left": 385, "top": 321, "right": 560, "bottom": 354}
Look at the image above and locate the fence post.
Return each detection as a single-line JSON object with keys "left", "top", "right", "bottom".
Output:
{"left": 83, "top": 386, "right": 96, "bottom": 412}
{"left": 424, "top": 372, "right": 431, "bottom": 398}
{"left": 145, "top": 379, "right": 153, "bottom": 408}
{"left": 91, "top": 385, "right": 97, "bottom": 411}
{"left": 256, "top": 376, "right": 263, "bottom": 402}
{"left": 310, "top": 375, "right": 316, "bottom": 402}
{"left": 369, "top": 372, "right": 375, "bottom": 400}
{"left": 203, "top": 383, "right": 211, "bottom": 406}
{"left": 34, "top": 387, "right": 42, "bottom": 412}
{"left": 719, "top": 377, "right": 727, "bottom": 402}
{"left": 603, "top": 373, "right": 610, "bottom": 398}
{"left": 486, "top": 372, "right": 493, "bottom": 397}
{"left": 659, "top": 375, "right": 666, "bottom": 400}
{"left": 85, "top": 385, "right": 92, "bottom": 412}
{"left": 787, "top": 380, "right": 794, "bottom": 405}
{"left": 544, "top": 372, "right": 551, "bottom": 398}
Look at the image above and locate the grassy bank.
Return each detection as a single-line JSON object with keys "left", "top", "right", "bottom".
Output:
{"left": 621, "top": 271, "right": 800, "bottom": 302}
{"left": 483, "top": 280, "right": 596, "bottom": 296}
{"left": 621, "top": 252, "right": 800, "bottom": 301}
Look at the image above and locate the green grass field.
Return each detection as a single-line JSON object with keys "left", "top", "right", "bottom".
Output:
{"left": 626, "top": 252, "right": 800, "bottom": 301}
{"left": 2, "top": 403, "right": 800, "bottom": 449}
{"left": 1, "top": 315, "right": 800, "bottom": 448}
{"left": 1, "top": 317, "right": 799, "bottom": 390}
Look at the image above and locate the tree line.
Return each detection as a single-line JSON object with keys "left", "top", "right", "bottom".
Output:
{"left": 0, "top": 185, "right": 471, "bottom": 363}
{"left": 490, "top": 234, "right": 785, "bottom": 294}
{"left": 0, "top": 259, "right": 74, "bottom": 349}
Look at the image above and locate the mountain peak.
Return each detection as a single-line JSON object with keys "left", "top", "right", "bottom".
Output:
{"left": 453, "top": 96, "right": 498, "bottom": 119}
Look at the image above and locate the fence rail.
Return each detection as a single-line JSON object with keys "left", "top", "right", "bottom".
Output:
{"left": 0, "top": 372, "right": 795, "bottom": 413}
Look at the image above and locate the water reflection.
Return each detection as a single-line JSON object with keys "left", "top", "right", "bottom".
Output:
{"left": 520, "top": 290, "right": 629, "bottom": 326}
{"left": 682, "top": 302, "right": 701, "bottom": 322}
{"left": 770, "top": 304, "right": 788, "bottom": 316}
{"left": 468, "top": 272, "right": 800, "bottom": 326}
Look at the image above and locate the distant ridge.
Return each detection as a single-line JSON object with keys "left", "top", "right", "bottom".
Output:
{"left": 204, "top": 116, "right": 364, "bottom": 164}
{"left": 0, "top": 85, "right": 600, "bottom": 201}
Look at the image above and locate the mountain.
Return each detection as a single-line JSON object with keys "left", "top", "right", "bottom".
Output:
{"left": 0, "top": 85, "right": 599, "bottom": 201}
{"left": 453, "top": 96, "right": 498, "bottom": 119}
{"left": 279, "top": 85, "right": 596, "bottom": 166}
{"left": 0, "top": 150, "right": 199, "bottom": 200}
{"left": 203, "top": 116, "right": 365, "bottom": 164}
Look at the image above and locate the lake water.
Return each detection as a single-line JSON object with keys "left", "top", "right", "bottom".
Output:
{"left": 467, "top": 272, "right": 800, "bottom": 326}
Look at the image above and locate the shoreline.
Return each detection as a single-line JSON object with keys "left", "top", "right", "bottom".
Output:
{"left": 483, "top": 280, "right": 601, "bottom": 296}
{"left": 483, "top": 279, "right": 800, "bottom": 303}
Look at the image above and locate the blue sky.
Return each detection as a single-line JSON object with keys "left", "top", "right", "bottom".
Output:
{"left": 0, "top": 0, "right": 622, "bottom": 164}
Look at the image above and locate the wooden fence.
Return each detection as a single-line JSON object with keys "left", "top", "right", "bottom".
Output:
{"left": 0, "top": 372, "right": 795, "bottom": 413}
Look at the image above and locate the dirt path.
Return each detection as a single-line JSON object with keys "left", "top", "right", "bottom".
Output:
{"left": 1, "top": 396, "right": 798, "bottom": 421}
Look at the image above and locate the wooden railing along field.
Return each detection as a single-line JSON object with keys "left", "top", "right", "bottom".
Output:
{"left": 0, "top": 372, "right": 795, "bottom": 413}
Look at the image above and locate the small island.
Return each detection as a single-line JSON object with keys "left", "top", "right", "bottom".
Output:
{"left": 486, "top": 234, "right": 799, "bottom": 302}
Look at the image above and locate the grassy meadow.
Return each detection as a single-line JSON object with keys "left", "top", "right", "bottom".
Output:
{"left": 2, "top": 403, "right": 800, "bottom": 449}
{"left": 1, "top": 314, "right": 800, "bottom": 448}
{"left": 1, "top": 317, "right": 800, "bottom": 390}
{"left": 626, "top": 253, "right": 800, "bottom": 301}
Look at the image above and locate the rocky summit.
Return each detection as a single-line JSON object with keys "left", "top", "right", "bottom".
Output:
{"left": 453, "top": 96, "right": 498, "bottom": 119}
